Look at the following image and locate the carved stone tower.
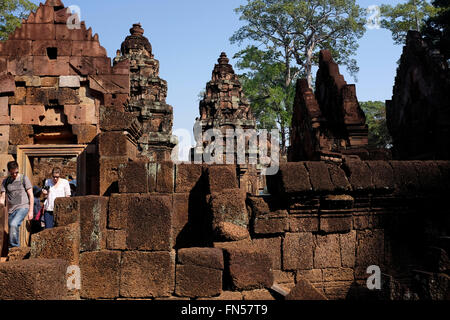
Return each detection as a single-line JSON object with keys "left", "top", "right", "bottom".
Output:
{"left": 114, "top": 23, "right": 177, "bottom": 161}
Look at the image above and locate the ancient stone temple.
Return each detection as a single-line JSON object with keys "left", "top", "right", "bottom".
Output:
{"left": 288, "top": 50, "right": 369, "bottom": 162}
{"left": 387, "top": 31, "right": 450, "bottom": 160}
{"left": 191, "top": 52, "right": 263, "bottom": 195}
{"left": 113, "top": 23, "right": 177, "bottom": 162}
{"left": 0, "top": 2, "right": 449, "bottom": 302}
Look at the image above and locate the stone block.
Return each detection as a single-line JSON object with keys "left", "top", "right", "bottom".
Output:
{"left": 72, "top": 124, "right": 98, "bottom": 144}
{"left": 366, "top": 161, "right": 395, "bottom": 193}
{"left": 355, "top": 229, "right": 384, "bottom": 279}
{"left": 9, "top": 86, "right": 26, "bottom": 105}
{"left": 10, "top": 105, "right": 45, "bottom": 125}
{"left": 99, "top": 107, "right": 135, "bottom": 131}
{"left": 340, "top": 231, "right": 356, "bottom": 268}
{"left": 273, "top": 270, "right": 295, "bottom": 284}
{"left": 342, "top": 161, "right": 373, "bottom": 192}
{"left": 55, "top": 24, "right": 91, "bottom": 41}
{"left": 285, "top": 279, "right": 327, "bottom": 300}
{"left": 254, "top": 210, "right": 288, "bottom": 235}
{"left": 389, "top": 161, "right": 420, "bottom": 195}
{"left": 225, "top": 248, "right": 274, "bottom": 290}
{"left": 41, "top": 77, "right": 58, "bottom": 87}
{"left": 157, "top": 161, "right": 174, "bottom": 193}
{"left": 0, "top": 259, "right": 68, "bottom": 300}
{"left": 319, "top": 212, "right": 353, "bottom": 233}
{"left": 177, "top": 247, "right": 224, "bottom": 270}
{"left": 0, "top": 40, "right": 32, "bottom": 57}
{"left": 117, "top": 161, "right": 149, "bottom": 193}
{"left": 79, "top": 196, "right": 109, "bottom": 252}
{"left": 288, "top": 214, "right": 319, "bottom": 232}
{"left": 80, "top": 251, "right": 121, "bottom": 299}
{"left": 283, "top": 233, "right": 314, "bottom": 270}
{"left": 175, "top": 163, "right": 203, "bottom": 193}
{"left": 323, "top": 281, "right": 353, "bottom": 300}
{"left": 98, "top": 132, "right": 136, "bottom": 158}
{"left": 126, "top": 194, "right": 172, "bottom": 251}
{"left": 64, "top": 104, "right": 96, "bottom": 125}
{"left": 7, "top": 56, "right": 33, "bottom": 76}
{"left": 59, "top": 75, "right": 80, "bottom": 88}
{"left": 413, "top": 161, "right": 442, "bottom": 194}
{"left": 242, "top": 289, "right": 275, "bottom": 300}
{"left": 71, "top": 40, "right": 107, "bottom": 57}
{"left": 39, "top": 107, "right": 66, "bottom": 126}
{"left": 172, "top": 193, "right": 189, "bottom": 246}
{"left": 106, "top": 229, "right": 127, "bottom": 250}
{"left": 327, "top": 163, "right": 352, "bottom": 192}
{"left": 54, "top": 197, "right": 81, "bottom": 227}
{"left": 205, "top": 165, "right": 237, "bottom": 193}
{"left": 305, "top": 161, "right": 335, "bottom": 193}
{"left": 314, "top": 234, "right": 341, "bottom": 269}
{"left": 0, "top": 126, "right": 7, "bottom": 142}
{"left": 14, "top": 75, "right": 41, "bottom": 87}
{"left": 58, "top": 88, "right": 80, "bottom": 104}
{"left": 296, "top": 269, "right": 323, "bottom": 283}
{"left": 175, "top": 264, "right": 222, "bottom": 298}
{"left": 267, "top": 162, "right": 312, "bottom": 195}
{"left": 99, "top": 157, "right": 128, "bottom": 196}
{"left": 0, "top": 74, "right": 15, "bottom": 94}
{"left": 30, "top": 223, "right": 80, "bottom": 265}
{"left": 120, "top": 251, "right": 174, "bottom": 298}
{"left": 0, "top": 97, "right": 8, "bottom": 118}
{"left": 323, "top": 268, "right": 355, "bottom": 282}
{"left": 353, "top": 211, "right": 370, "bottom": 230}
{"left": 107, "top": 193, "right": 136, "bottom": 230}
{"left": 209, "top": 188, "right": 249, "bottom": 241}
{"left": 33, "top": 56, "right": 70, "bottom": 76}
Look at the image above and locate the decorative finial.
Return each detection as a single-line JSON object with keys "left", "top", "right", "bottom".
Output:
{"left": 130, "top": 23, "right": 144, "bottom": 36}
{"left": 218, "top": 52, "right": 229, "bottom": 65}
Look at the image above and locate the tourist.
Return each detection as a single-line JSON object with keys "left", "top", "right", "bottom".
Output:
{"left": 42, "top": 167, "right": 71, "bottom": 229}
{"left": 0, "top": 161, "right": 34, "bottom": 248}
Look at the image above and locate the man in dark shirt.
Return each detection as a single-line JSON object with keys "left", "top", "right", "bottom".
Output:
{"left": 0, "top": 161, "right": 34, "bottom": 248}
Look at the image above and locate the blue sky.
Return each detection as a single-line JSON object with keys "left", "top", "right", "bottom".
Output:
{"left": 31, "top": 0, "right": 404, "bottom": 137}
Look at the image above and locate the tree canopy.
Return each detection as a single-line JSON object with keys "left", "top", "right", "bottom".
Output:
{"left": 380, "top": 0, "right": 437, "bottom": 45}
{"left": 422, "top": 0, "right": 450, "bottom": 59}
{"left": 0, "top": 0, "right": 37, "bottom": 41}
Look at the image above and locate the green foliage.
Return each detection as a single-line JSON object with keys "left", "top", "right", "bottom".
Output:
{"left": 380, "top": 0, "right": 437, "bottom": 45}
{"left": 422, "top": 0, "right": 450, "bottom": 59}
{"left": 360, "top": 101, "right": 392, "bottom": 149}
{"left": 0, "top": 0, "right": 37, "bottom": 41}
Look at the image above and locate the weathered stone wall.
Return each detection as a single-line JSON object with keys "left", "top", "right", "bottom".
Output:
{"left": 2, "top": 159, "right": 448, "bottom": 300}
{"left": 289, "top": 50, "right": 369, "bottom": 162}
{"left": 387, "top": 31, "right": 450, "bottom": 160}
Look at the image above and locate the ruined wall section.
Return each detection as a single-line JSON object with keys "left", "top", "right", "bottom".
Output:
{"left": 386, "top": 31, "right": 450, "bottom": 160}
{"left": 1, "top": 159, "right": 448, "bottom": 300}
{"left": 289, "top": 50, "right": 369, "bottom": 162}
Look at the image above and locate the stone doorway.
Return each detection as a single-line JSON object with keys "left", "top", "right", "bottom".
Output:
{"left": 14, "top": 145, "right": 87, "bottom": 247}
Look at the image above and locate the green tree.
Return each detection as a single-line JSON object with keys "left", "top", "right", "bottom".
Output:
{"left": 231, "top": 0, "right": 366, "bottom": 152}
{"left": 422, "top": 0, "right": 450, "bottom": 59}
{"left": 0, "top": 0, "right": 37, "bottom": 41}
{"left": 360, "top": 101, "right": 392, "bottom": 149}
{"left": 380, "top": 0, "right": 437, "bottom": 45}
{"left": 235, "top": 46, "right": 298, "bottom": 152}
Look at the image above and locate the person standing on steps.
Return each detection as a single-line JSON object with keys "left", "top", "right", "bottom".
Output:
{"left": 0, "top": 161, "right": 34, "bottom": 248}
{"left": 42, "top": 167, "right": 71, "bottom": 229}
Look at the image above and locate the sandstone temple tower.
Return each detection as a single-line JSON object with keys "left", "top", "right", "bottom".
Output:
{"left": 191, "top": 53, "right": 263, "bottom": 194}
{"left": 114, "top": 23, "right": 177, "bottom": 162}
